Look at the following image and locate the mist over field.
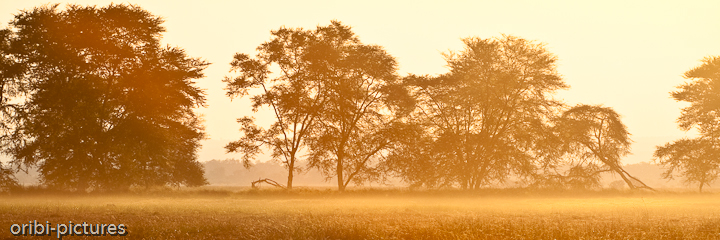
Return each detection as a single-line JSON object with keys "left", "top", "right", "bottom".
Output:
{"left": 200, "top": 160, "right": 693, "bottom": 189}
{"left": 12, "top": 159, "right": 690, "bottom": 189}
{"left": 1, "top": 1, "right": 720, "bottom": 239}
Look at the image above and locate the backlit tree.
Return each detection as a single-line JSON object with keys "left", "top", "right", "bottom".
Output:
{"left": 391, "top": 35, "right": 567, "bottom": 189}
{"left": 3, "top": 4, "right": 208, "bottom": 191}
{"left": 655, "top": 56, "right": 720, "bottom": 192}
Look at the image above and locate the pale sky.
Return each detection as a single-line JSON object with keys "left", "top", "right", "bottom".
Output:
{"left": 1, "top": 0, "right": 719, "bottom": 165}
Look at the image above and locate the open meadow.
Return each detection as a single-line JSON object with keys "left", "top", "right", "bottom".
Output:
{"left": 1, "top": 188, "right": 720, "bottom": 239}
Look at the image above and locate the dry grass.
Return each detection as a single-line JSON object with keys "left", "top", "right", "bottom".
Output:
{"left": 1, "top": 188, "right": 719, "bottom": 239}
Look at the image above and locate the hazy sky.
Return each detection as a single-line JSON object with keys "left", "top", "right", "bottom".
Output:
{"left": 1, "top": 0, "right": 719, "bottom": 165}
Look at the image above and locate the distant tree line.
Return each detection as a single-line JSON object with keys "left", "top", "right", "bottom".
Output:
{"left": 0, "top": 4, "right": 715, "bottom": 192}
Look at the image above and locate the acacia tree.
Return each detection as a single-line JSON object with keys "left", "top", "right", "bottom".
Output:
{"left": 556, "top": 105, "right": 652, "bottom": 190}
{"left": 655, "top": 139, "right": 719, "bottom": 192}
{"left": 3, "top": 4, "right": 208, "bottom": 191}
{"left": 224, "top": 26, "right": 326, "bottom": 190}
{"left": 655, "top": 56, "right": 720, "bottom": 192}
{"left": 390, "top": 36, "right": 566, "bottom": 189}
{"left": 304, "top": 21, "right": 409, "bottom": 191}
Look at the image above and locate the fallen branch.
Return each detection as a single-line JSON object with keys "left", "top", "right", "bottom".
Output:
{"left": 251, "top": 178, "right": 286, "bottom": 189}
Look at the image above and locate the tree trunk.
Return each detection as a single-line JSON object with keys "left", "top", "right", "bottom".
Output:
{"left": 699, "top": 182, "right": 704, "bottom": 193}
{"left": 287, "top": 155, "right": 295, "bottom": 190}
{"left": 595, "top": 152, "right": 653, "bottom": 191}
{"left": 614, "top": 169, "right": 636, "bottom": 189}
{"left": 337, "top": 155, "right": 345, "bottom": 192}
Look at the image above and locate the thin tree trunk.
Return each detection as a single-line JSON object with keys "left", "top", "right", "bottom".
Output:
{"left": 287, "top": 156, "right": 295, "bottom": 190}
{"left": 337, "top": 155, "right": 345, "bottom": 192}
{"left": 613, "top": 168, "right": 636, "bottom": 189}
{"left": 699, "top": 182, "right": 704, "bottom": 193}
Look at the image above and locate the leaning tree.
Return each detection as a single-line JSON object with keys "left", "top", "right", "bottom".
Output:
{"left": 556, "top": 104, "right": 653, "bottom": 190}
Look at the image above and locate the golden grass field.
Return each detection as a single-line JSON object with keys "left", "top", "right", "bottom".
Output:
{"left": 1, "top": 188, "right": 719, "bottom": 239}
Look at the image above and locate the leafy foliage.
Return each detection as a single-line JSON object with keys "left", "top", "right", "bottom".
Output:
{"left": 655, "top": 56, "right": 720, "bottom": 192}
{"left": 391, "top": 35, "right": 566, "bottom": 189}
{"left": 301, "top": 21, "right": 410, "bottom": 191}
{"left": 2, "top": 4, "right": 208, "bottom": 191}
{"left": 223, "top": 25, "right": 327, "bottom": 189}
{"left": 673, "top": 57, "right": 720, "bottom": 133}
{"left": 224, "top": 21, "right": 411, "bottom": 191}
{"left": 655, "top": 138, "right": 720, "bottom": 192}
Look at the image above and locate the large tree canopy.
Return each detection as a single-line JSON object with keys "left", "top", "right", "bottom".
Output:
{"left": 390, "top": 35, "right": 567, "bottom": 189}
{"left": 224, "top": 21, "right": 410, "bottom": 191}
{"left": 2, "top": 4, "right": 208, "bottom": 191}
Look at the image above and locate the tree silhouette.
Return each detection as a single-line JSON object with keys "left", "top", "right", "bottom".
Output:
{"left": 2, "top": 4, "right": 208, "bottom": 191}
{"left": 0, "top": 28, "right": 25, "bottom": 145}
{"left": 303, "top": 21, "right": 409, "bottom": 191}
{"left": 557, "top": 105, "right": 652, "bottom": 190}
{"left": 224, "top": 26, "right": 326, "bottom": 190}
{"left": 655, "top": 56, "right": 720, "bottom": 192}
{"left": 225, "top": 21, "right": 410, "bottom": 191}
{"left": 655, "top": 138, "right": 719, "bottom": 192}
{"left": 393, "top": 36, "right": 566, "bottom": 189}
{"left": 0, "top": 27, "right": 25, "bottom": 189}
